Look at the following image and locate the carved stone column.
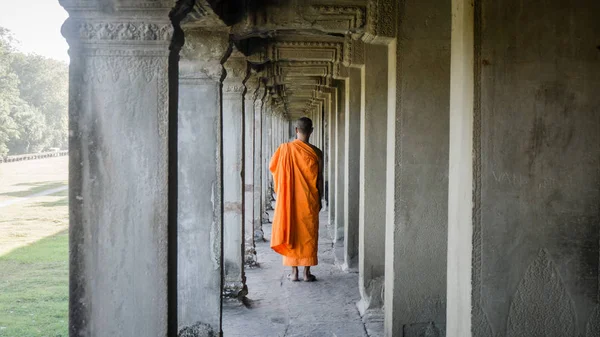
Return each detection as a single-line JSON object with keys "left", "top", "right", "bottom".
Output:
{"left": 335, "top": 79, "right": 348, "bottom": 244}
{"left": 253, "top": 84, "right": 266, "bottom": 241}
{"left": 60, "top": 1, "right": 174, "bottom": 335}
{"left": 344, "top": 50, "right": 364, "bottom": 271}
{"left": 244, "top": 72, "right": 260, "bottom": 267}
{"left": 178, "top": 28, "right": 229, "bottom": 334}
{"left": 383, "top": 0, "right": 451, "bottom": 335}
{"left": 262, "top": 103, "right": 274, "bottom": 214}
{"left": 326, "top": 88, "right": 337, "bottom": 228}
{"left": 357, "top": 42, "right": 389, "bottom": 317}
{"left": 222, "top": 48, "right": 248, "bottom": 298}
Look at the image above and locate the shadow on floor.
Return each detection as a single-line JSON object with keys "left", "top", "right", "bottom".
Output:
{"left": 222, "top": 212, "right": 370, "bottom": 337}
{"left": 1, "top": 181, "right": 67, "bottom": 198}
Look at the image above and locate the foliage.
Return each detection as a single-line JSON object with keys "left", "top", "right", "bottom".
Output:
{"left": 0, "top": 27, "right": 68, "bottom": 157}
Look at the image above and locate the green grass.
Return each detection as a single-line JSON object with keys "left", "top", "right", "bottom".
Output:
{"left": 0, "top": 231, "right": 68, "bottom": 337}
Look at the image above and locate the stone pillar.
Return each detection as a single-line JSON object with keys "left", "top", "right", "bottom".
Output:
{"left": 344, "top": 66, "right": 363, "bottom": 271}
{"left": 448, "top": 0, "right": 600, "bottom": 336}
{"left": 222, "top": 48, "right": 248, "bottom": 297}
{"left": 335, "top": 80, "right": 347, "bottom": 243}
{"left": 357, "top": 43, "right": 389, "bottom": 316}
{"left": 253, "top": 84, "right": 266, "bottom": 241}
{"left": 61, "top": 2, "right": 175, "bottom": 335}
{"left": 322, "top": 91, "right": 331, "bottom": 209}
{"left": 384, "top": 0, "right": 451, "bottom": 335}
{"left": 327, "top": 89, "right": 337, "bottom": 229}
{"left": 262, "top": 104, "right": 273, "bottom": 216}
{"left": 178, "top": 29, "right": 229, "bottom": 334}
{"left": 244, "top": 72, "right": 259, "bottom": 266}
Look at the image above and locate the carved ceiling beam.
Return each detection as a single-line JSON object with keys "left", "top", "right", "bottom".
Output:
{"left": 230, "top": 2, "right": 367, "bottom": 39}
{"left": 362, "top": 0, "right": 396, "bottom": 44}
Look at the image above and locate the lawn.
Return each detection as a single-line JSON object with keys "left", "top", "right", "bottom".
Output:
{"left": 0, "top": 157, "right": 69, "bottom": 336}
{"left": 0, "top": 231, "right": 68, "bottom": 337}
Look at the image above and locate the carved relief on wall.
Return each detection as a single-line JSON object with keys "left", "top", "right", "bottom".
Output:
{"left": 506, "top": 250, "right": 576, "bottom": 337}
{"left": 587, "top": 305, "right": 600, "bottom": 337}
{"left": 76, "top": 22, "right": 173, "bottom": 41}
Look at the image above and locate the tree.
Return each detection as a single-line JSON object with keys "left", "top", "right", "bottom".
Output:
{"left": 0, "top": 27, "right": 20, "bottom": 157}
{"left": 0, "top": 26, "right": 69, "bottom": 156}
{"left": 11, "top": 54, "right": 69, "bottom": 149}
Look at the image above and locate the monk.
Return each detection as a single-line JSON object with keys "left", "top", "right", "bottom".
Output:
{"left": 269, "top": 117, "right": 323, "bottom": 282}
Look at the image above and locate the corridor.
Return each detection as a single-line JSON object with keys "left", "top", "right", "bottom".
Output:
{"left": 57, "top": 0, "right": 600, "bottom": 336}
{"left": 223, "top": 211, "right": 381, "bottom": 337}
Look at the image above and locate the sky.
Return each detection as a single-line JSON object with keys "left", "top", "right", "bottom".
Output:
{"left": 0, "top": 0, "right": 69, "bottom": 63}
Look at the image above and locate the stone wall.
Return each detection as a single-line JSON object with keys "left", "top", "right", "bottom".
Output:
{"left": 473, "top": 0, "right": 600, "bottom": 336}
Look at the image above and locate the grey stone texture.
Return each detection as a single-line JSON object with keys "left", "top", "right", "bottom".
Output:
{"left": 178, "top": 29, "right": 230, "bottom": 334}
{"left": 335, "top": 80, "right": 347, "bottom": 244}
{"left": 244, "top": 74, "right": 259, "bottom": 266}
{"left": 222, "top": 49, "right": 248, "bottom": 297}
{"left": 253, "top": 86, "right": 266, "bottom": 242}
{"left": 474, "top": 0, "right": 600, "bottom": 336}
{"left": 222, "top": 212, "right": 377, "bottom": 337}
{"left": 384, "top": 0, "right": 451, "bottom": 335}
{"left": 357, "top": 42, "right": 389, "bottom": 315}
{"left": 448, "top": 0, "right": 600, "bottom": 336}
{"left": 60, "top": 1, "right": 174, "bottom": 335}
{"left": 344, "top": 67, "right": 362, "bottom": 271}
{"left": 327, "top": 89, "right": 337, "bottom": 228}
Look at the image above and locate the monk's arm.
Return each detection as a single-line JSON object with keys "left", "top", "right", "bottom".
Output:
{"left": 317, "top": 151, "right": 324, "bottom": 209}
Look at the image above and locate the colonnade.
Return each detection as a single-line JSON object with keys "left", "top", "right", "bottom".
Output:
{"left": 59, "top": 0, "right": 599, "bottom": 336}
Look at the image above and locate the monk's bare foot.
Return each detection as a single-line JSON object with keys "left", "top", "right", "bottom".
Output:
{"left": 303, "top": 267, "right": 317, "bottom": 282}
{"left": 288, "top": 267, "right": 299, "bottom": 282}
{"left": 304, "top": 274, "right": 317, "bottom": 282}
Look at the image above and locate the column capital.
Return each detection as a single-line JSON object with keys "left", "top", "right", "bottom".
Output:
{"left": 223, "top": 48, "right": 249, "bottom": 93}
{"left": 244, "top": 71, "right": 261, "bottom": 101}
{"left": 180, "top": 28, "right": 230, "bottom": 80}
{"left": 344, "top": 36, "right": 365, "bottom": 68}
{"left": 362, "top": 0, "right": 397, "bottom": 44}
{"left": 60, "top": 0, "right": 176, "bottom": 54}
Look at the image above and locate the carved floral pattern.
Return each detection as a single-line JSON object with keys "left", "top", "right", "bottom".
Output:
{"left": 83, "top": 57, "right": 166, "bottom": 84}
{"left": 76, "top": 22, "right": 173, "bottom": 41}
{"left": 587, "top": 305, "right": 600, "bottom": 337}
{"left": 311, "top": 5, "right": 366, "bottom": 30}
{"left": 506, "top": 250, "right": 576, "bottom": 337}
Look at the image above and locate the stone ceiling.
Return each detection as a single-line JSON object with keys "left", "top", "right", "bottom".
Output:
{"left": 182, "top": 0, "right": 374, "bottom": 119}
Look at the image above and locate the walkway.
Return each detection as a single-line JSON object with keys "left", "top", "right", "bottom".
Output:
{"left": 223, "top": 212, "right": 371, "bottom": 337}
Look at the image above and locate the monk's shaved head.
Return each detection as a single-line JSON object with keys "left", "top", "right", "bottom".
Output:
{"left": 295, "top": 117, "right": 313, "bottom": 135}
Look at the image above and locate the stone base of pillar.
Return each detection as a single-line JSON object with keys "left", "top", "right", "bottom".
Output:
{"left": 254, "top": 226, "right": 265, "bottom": 242}
{"left": 361, "top": 308, "right": 384, "bottom": 337}
{"left": 223, "top": 281, "right": 248, "bottom": 299}
{"left": 178, "top": 322, "right": 218, "bottom": 337}
{"left": 356, "top": 276, "right": 384, "bottom": 316}
{"left": 244, "top": 246, "right": 258, "bottom": 267}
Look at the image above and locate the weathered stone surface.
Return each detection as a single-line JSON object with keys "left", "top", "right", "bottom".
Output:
{"left": 222, "top": 212, "right": 375, "bottom": 337}
{"left": 223, "top": 47, "right": 248, "bottom": 297}
{"left": 178, "top": 28, "right": 229, "bottom": 334}
{"left": 357, "top": 42, "right": 388, "bottom": 316}
{"left": 344, "top": 67, "right": 362, "bottom": 271}
{"left": 61, "top": 1, "right": 174, "bottom": 336}
{"left": 448, "top": 0, "right": 600, "bottom": 336}
{"left": 384, "top": 0, "right": 451, "bottom": 335}
{"left": 334, "top": 80, "right": 347, "bottom": 243}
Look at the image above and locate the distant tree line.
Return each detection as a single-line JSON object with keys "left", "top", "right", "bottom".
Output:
{"left": 0, "top": 27, "right": 68, "bottom": 157}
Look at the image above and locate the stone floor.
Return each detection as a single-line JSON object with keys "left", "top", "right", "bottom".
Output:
{"left": 222, "top": 211, "right": 377, "bottom": 337}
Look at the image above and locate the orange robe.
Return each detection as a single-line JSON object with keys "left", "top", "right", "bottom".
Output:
{"left": 269, "top": 140, "right": 320, "bottom": 266}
